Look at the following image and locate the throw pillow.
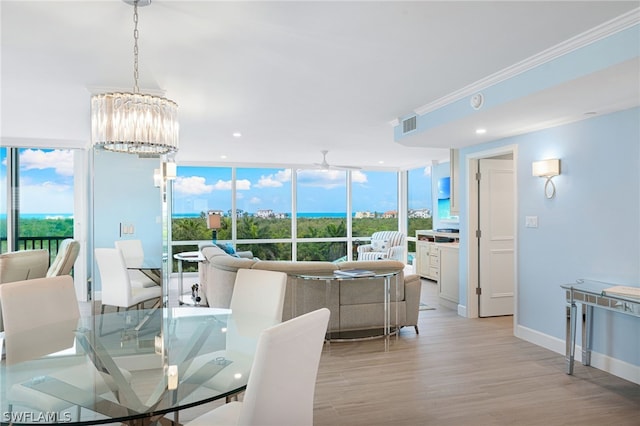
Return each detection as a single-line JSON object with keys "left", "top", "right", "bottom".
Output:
{"left": 371, "top": 239, "right": 389, "bottom": 251}
{"left": 216, "top": 243, "right": 236, "bottom": 255}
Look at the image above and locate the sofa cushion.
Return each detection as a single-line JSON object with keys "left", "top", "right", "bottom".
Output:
{"left": 251, "top": 261, "right": 337, "bottom": 275}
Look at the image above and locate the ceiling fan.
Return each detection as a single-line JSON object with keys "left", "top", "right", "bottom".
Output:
{"left": 313, "top": 150, "right": 361, "bottom": 171}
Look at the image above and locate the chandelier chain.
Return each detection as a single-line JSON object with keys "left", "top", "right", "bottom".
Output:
{"left": 133, "top": 0, "right": 140, "bottom": 93}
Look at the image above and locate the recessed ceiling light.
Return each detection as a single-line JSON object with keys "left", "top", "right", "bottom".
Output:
{"left": 220, "top": 154, "right": 227, "bottom": 159}
{"left": 378, "top": 160, "right": 384, "bottom": 164}
{"left": 232, "top": 132, "right": 242, "bottom": 138}
{"left": 476, "top": 128, "right": 487, "bottom": 135}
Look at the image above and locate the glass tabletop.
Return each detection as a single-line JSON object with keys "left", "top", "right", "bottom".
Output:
{"left": 293, "top": 270, "right": 400, "bottom": 281}
{"left": 0, "top": 307, "right": 274, "bottom": 424}
{"left": 561, "top": 279, "right": 640, "bottom": 316}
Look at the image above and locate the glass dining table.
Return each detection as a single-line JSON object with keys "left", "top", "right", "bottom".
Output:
{"left": 0, "top": 307, "right": 273, "bottom": 425}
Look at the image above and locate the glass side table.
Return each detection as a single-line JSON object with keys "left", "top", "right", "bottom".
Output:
{"left": 173, "top": 251, "right": 206, "bottom": 306}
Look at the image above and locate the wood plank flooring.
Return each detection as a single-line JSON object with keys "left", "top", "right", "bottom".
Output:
{"left": 88, "top": 277, "right": 639, "bottom": 425}
{"left": 176, "top": 279, "right": 639, "bottom": 425}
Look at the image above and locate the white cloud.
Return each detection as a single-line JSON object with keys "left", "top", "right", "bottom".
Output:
{"left": 255, "top": 169, "right": 292, "bottom": 188}
{"left": 19, "top": 181, "right": 73, "bottom": 213}
{"left": 174, "top": 176, "right": 214, "bottom": 195}
{"left": 256, "top": 175, "right": 281, "bottom": 188}
{"left": 297, "top": 169, "right": 347, "bottom": 189}
{"left": 352, "top": 170, "right": 368, "bottom": 183}
{"left": 423, "top": 166, "right": 432, "bottom": 177}
{"left": 249, "top": 197, "right": 261, "bottom": 204}
{"left": 212, "top": 178, "right": 252, "bottom": 191}
{"left": 20, "top": 149, "right": 74, "bottom": 176}
{"left": 213, "top": 179, "right": 233, "bottom": 190}
{"left": 236, "top": 179, "right": 251, "bottom": 190}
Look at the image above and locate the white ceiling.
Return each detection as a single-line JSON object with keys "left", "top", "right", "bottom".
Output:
{"left": 1, "top": 1, "right": 639, "bottom": 170}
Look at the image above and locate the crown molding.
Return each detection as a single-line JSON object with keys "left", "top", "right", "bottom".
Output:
{"left": 407, "top": 8, "right": 640, "bottom": 118}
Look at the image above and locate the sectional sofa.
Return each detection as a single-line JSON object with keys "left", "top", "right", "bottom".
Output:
{"left": 197, "top": 244, "right": 422, "bottom": 334}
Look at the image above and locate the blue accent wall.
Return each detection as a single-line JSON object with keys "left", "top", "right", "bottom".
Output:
{"left": 458, "top": 107, "right": 640, "bottom": 366}
{"left": 92, "top": 150, "right": 163, "bottom": 292}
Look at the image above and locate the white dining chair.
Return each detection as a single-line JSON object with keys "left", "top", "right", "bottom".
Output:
{"left": 94, "top": 248, "right": 162, "bottom": 334}
{"left": 114, "top": 239, "right": 156, "bottom": 288}
{"left": 0, "top": 275, "right": 132, "bottom": 421}
{"left": 231, "top": 268, "right": 287, "bottom": 320}
{"left": 184, "top": 269, "right": 287, "bottom": 400}
{"left": 186, "top": 308, "right": 330, "bottom": 426}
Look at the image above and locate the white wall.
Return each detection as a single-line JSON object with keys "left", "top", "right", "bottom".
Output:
{"left": 458, "top": 107, "right": 639, "bottom": 377}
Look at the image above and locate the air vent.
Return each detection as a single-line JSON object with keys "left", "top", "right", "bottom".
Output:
{"left": 402, "top": 116, "right": 417, "bottom": 134}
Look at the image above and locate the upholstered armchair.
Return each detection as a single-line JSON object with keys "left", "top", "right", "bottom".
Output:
{"left": 47, "top": 239, "right": 80, "bottom": 277}
{"left": 0, "top": 249, "right": 49, "bottom": 283}
{"left": 357, "top": 231, "right": 406, "bottom": 261}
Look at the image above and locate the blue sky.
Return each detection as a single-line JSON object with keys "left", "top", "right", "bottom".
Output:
{"left": 0, "top": 148, "right": 75, "bottom": 214}
{"left": 0, "top": 148, "right": 432, "bottom": 215}
{"left": 173, "top": 166, "right": 432, "bottom": 215}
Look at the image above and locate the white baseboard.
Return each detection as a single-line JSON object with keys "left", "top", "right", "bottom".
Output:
{"left": 516, "top": 324, "right": 640, "bottom": 385}
{"left": 457, "top": 304, "right": 467, "bottom": 317}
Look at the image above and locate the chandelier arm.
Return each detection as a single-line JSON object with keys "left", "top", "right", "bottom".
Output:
{"left": 91, "top": 0, "right": 179, "bottom": 155}
{"left": 133, "top": 0, "right": 140, "bottom": 94}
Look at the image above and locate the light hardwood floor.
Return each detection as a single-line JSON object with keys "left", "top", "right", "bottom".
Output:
{"left": 175, "top": 278, "right": 640, "bottom": 426}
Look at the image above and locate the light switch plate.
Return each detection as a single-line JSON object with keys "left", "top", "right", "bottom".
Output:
{"left": 525, "top": 216, "right": 538, "bottom": 228}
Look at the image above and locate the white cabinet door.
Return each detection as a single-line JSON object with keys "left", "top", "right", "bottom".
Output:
{"left": 439, "top": 245, "right": 459, "bottom": 304}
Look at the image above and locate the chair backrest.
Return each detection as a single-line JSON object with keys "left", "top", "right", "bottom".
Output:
{"left": 230, "top": 269, "right": 287, "bottom": 321}
{"left": 0, "top": 275, "right": 79, "bottom": 331}
{"left": 371, "top": 231, "right": 405, "bottom": 248}
{"left": 47, "top": 239, "right": 80, "bottom": 277}
{"left": 114, "top": 239, "right": 145, "bottom": 268}
{"left": 0, "top": 276, "right": 79, "bottom": 363}
{"left": 0, "top": 249, "right": 49, "bottom": 283}
{"left": 95, "top": 248, "right": 133, "bottom": 308}
{"left": 239, "top": 308, "right": 330, "bottom": 426}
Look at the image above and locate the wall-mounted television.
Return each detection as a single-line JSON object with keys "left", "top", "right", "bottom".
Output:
{"left": 437, "top": 177, "right": 450, "bottom": 200}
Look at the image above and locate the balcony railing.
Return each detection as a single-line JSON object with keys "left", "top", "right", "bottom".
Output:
{"left": 0, "top": 236, "right": 72, "bottom": 261}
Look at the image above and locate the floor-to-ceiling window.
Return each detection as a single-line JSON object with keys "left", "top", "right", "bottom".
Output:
{"left": 171, "top": 166, "right": 233, "bottom": 269}
{"left": 296, "top": 169, "right": 347, "bottom": 261}
{"left": 407, "top": 166, "right": 433, "bottom": 263}
{"left": 235, "top": 167, "right": 292, "bottom": 260}
{"left": 0, "top": 147, "right": 74, "bottom": 263}
{"left": 169, "top": 164, "right": 415, "bottom": 265}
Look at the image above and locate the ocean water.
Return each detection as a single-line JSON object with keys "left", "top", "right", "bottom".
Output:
{"left": 0, "top": 213, "right": 73, "bottom": 220}
{"left": 173, "top": 212, "right": 353, "bottom": 219}
{"left": 1, "top": 212, "right": 352, "bottom": 220}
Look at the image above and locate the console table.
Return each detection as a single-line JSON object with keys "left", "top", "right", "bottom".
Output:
{"left": 292, "top": 270, "right": 400, "bottom": 346}
{"left": 561, "top": 279, "right": 640, "bottom": 375}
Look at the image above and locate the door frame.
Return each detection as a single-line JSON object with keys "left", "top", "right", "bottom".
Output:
{"left": 464, "top": 145, "right": 518, "bottom": 325}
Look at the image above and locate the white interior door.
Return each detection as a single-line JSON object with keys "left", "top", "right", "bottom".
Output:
{"left": 478, "top": 158, "right": 514, "bottom": 317}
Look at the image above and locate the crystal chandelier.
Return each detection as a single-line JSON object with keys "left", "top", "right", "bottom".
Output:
{"left": 91, "top": 0, "right": 178, "bottom": 156}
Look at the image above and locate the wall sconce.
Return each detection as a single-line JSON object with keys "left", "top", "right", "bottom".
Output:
{"left": 207, "top": 210, "right": 222, "bottom": 243}
{"left": 532, "top": 159, "right": 561, "bottom": 199}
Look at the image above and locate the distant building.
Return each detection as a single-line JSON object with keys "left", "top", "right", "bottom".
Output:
{"left": 354, "top": 211, "right": 375, "bottom": 219}
{"left": 256, "top": 209, "right": 275, "bottom": 218}
{"left": 409, "top": 208, "right": 431, "bottom": 219}
{"left": 382, "top": 210, "right": 397, "bottom": 218}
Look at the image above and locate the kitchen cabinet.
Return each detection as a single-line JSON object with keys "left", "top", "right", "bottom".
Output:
{"left": 438, "top": 243, "right": 459, "bottom": 309}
